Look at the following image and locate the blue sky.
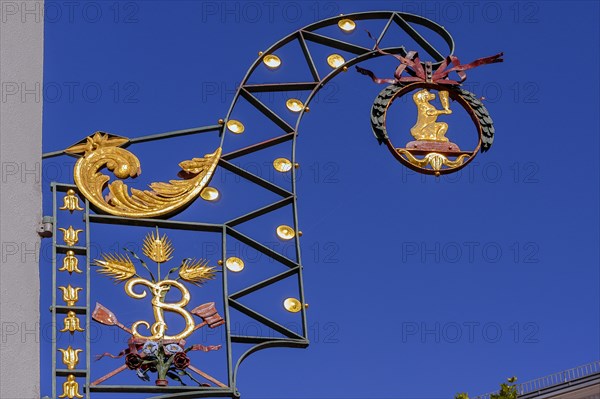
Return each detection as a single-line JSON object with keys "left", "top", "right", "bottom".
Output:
{"left": 41, "top": 1, "right": 599, "bottom": 398}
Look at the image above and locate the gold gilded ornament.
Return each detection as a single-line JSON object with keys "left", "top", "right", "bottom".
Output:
{"left": 143, "top": 229, "right": 174, "bottom": 263}
{"left": 178, "top": 258, "right": 216, "bottom": 286}
{"left": 410, "top": 89, "right": 452, "bottom": 142}
{"left": 59, "top": 189, "right": 84, "bottom": 212}
{"left": 94, "top": 229, "right": 218, "bottom": 341}
{"left": 94, "top": 253, "right": 136, "bottom": 282}
{"left": 125, "top": 277, "right": 195, "bottom": 340}
{"left": 58, "top": 346, "right": 83, "bottom": 370}
{"left": 66, "top": 132, "right": 221, "bottom": 218}
{"left": 59, "top": 375, "right": 83, "bottom": 399}
{"left": 396, "top": 150, "right": 470, "bottom": 173}
{"left": 60, "top": 311, "right": 84, "bottom": 334}
{"left": 59, "top": 251, "right": 82, "bottom": 274}
{"left": 59, "top": 226, "right": 83, "bottom": 247}
{"left": 59, "top": 285, "right": 83, "bottom": 306}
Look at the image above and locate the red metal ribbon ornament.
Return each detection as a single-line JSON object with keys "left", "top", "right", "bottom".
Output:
{"left": 357, "top": 32, "right": 503, "bottom": 86}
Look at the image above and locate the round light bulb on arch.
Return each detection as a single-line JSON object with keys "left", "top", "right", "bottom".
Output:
{"left": 327, "top": 54, "right": 345, "bottom": 68}
{"left": 263, "top": 54, "right": 281, "bottom": 69}
{"left": 226, "top": 120, "right": 245, "bottom": 134}
{"left": 200, "top": 187, "right": 220, "bottom": 201}
{"left": 284, "top": 298, "right": 303, "bottom": 313}
{"left": 338, "top": 18, "right": 356, "bottom": 32}
{"left": 286, "top": 98, "right": 304, "bottom": 112}
{"left": 276, "top": 225, "right": 295, "bottom": 240}
{"left": 273, "top": 158, "right": 292, "bottom": 173}
{"left": 225, "top": 257, "right": 244, "bottom": 272}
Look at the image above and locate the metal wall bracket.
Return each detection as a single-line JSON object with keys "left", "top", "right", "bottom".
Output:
{"left": 37, "top": 216, "right": 53, "bottom": 238}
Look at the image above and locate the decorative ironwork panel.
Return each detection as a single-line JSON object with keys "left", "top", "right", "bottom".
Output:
{"left": 42, "top": 10, "right": 500, "bottom": 399}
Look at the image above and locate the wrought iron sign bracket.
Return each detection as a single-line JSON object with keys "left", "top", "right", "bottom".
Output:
{"left": 41, "top": 10, "right": 501, "bottom": 399}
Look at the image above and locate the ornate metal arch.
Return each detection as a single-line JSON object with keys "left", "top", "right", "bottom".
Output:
{"left": 219, "top": 11, "right": 455, "bottom": 391}
{"left": 42, "top": 11, "right": 462, "bottom": 399}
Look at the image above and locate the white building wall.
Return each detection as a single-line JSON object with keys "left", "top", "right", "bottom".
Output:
{"left": 0, "top": 1, "right": 44, "bottom": 397}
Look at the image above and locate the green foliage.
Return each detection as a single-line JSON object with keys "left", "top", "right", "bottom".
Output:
{"left": 454, "top": 377, "right": 518, "bottom": 399}
{"left": 490, "top": 377, "right": 518, "bottom": 399}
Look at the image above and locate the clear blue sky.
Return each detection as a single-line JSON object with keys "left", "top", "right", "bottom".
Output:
{"left": 41, "top": 1, "right": 599, "bottom": 398}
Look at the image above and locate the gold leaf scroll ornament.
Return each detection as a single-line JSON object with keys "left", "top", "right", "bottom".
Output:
{"left": 66, "top": 132, "right": 221, "bottom": 218}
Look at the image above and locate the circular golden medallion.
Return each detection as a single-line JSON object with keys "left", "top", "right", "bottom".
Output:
{"left": 370, "top": 82, "right": 493, "bottom": 176}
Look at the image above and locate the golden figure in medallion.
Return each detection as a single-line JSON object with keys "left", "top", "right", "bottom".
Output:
{"left": 410, "top": 89, "right": 452, "bottom": 142}
{"left": 396, "top": 88, "right": 470, "bottom": 175}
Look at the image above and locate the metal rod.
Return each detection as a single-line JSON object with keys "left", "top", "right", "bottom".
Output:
{"left": 221, "top": 226, "right": 233, "bottom": 388}
{"left": 128, "top": 125, "right": 221, "bottom": 144}
{"left": 298, "top": 31, "right": 321, "bottom": 82}
{"left": 52, "top": 184, "right": 57, "bottom": 399}
{"left": 225, "top": 197, "right": 294, "bottom": 227}
{"left": 187, "top": 365, "right": 228, "bottom": 388}
{"left": 243, "top": 82, "right": 318, "bottom": 93}
{"left": 375, "top": 14, "right": 396, "bottom": 49}
{"left": 56, "top": 369, "right": 87, "bottom": 377}
{"left": 394, "top": 14, "right": 444, "bottom": 61}
{"left": 228, "top": 299, "right": 304, "bottom": 340}
{"left": 52, "top": 306, "right": 87, "bottom": 315}
{"left": 89, "top": 214, "right": 223, "bottom": 232}
{"left": 221, "top": 133, "right": 293, "bottom": 161}
{"left": 229, "top": 267, "right": 300, "bottom": 300}
{"left": 42, "top": 125, "right": 221, "bottom": 159}
{"left": 230, "top": 335, "right": 308, "bottom": 345}
{"left": 89, "top": 364, "right": 128, "bottom": 386}
{"left": 218, "top": 159, "right": 293, "bottom": 198}
{"left": 301, "top": 30, "right": 370, "bottom": 55}
{"left": 85, "top": 197, "right": 91, "bottom": 399}
{"left": 239, "top": 89, "right": 295, "bottom": 134}
{"left": 226, "top": 227, "right": 299, "bottom": 269}
{"left": 192, "top": 320, "right": 208, "bottom": 332}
